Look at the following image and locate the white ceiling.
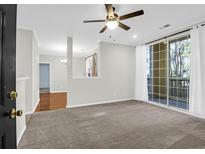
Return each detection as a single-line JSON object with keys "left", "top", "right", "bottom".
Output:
{"left": 17, "top": 4, "right": 205, "bottom": 57}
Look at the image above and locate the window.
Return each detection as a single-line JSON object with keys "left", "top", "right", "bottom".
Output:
{"left": 147, "top": 34, "right": 191, "bottom": 110}
{"left": 85, "top": 53, "right": 97, "bottom": 77}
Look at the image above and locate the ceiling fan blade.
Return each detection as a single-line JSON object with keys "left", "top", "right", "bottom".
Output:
{"left": 105, "top": 4, "right": 114, "bottom": 18}
{"left": 99, "top": 25, "right": 107, "bottom": 33}
{"left": 83, "top": 20, "right": 106, "bottom": 23}
{"left": 119, "top": 10, "right": 144, "bottom": 21}
{"left": 118, "top": 22, "right": 130, "bottom": 31}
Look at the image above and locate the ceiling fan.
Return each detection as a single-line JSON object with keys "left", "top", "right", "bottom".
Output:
{"left": 83, "top": 4, "right": 144, "bottom": 33}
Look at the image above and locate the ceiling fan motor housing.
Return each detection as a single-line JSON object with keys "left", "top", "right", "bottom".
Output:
{"left": 106, "top": 13, "right": 119, "bottom": 21}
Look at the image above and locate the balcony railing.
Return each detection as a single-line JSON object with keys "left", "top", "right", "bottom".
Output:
{"left": 147, "top": 78, "right": 189, "bottom": 102}
{"left": 169, "top": 78, "right": 189, "bottom": 102}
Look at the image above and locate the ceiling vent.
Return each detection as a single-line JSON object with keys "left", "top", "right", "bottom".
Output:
{"left": 160, "top": 24, "right": 171, "bottom": 29}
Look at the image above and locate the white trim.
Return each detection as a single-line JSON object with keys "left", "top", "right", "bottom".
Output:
{"left": 17, "top": 125, "right": 26, "bottom": 145}
{"left": 81, "top": 48, "right": 98, "bottom": 58}
{"left": 17, "top": 27, "right": 40, "bottom": 46}
{"left": 16, "top": 77, "right": 29, "bottom": 81}
{"left": 33, "top": 98, "right": 40, "bottom": 113}
{"left": 67, "top": 98, "right": 135, "bottom": 108}
{"left": 141, "top": 100, "right": 205, "bottom": 120}
{"left": 26, "top": 98, "right": 40, "bottom": 115}
{"left": 40, "top": 51, "right": 67, "bottom": 56}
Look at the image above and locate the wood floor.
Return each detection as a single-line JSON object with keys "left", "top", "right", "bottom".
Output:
{"left": 19, "top": 100, "right": 205, "bottom": 149}
{"left": 35, "top": 92, "right": 67, "bottom": 112}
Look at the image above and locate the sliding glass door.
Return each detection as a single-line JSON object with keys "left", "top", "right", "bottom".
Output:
{"left": 168, "top": 35, "right": 191, "bottom": 109}
{"left": 147, "top": 41, "right": 168, "bottom": 105}
{"left": 147, "top": 34, "right": 190, "bottom": 110}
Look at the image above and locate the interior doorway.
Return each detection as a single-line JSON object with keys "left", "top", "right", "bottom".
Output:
{"left": 39, "top": 63, "right": 50, "bottom": 93}
{"left": 36, "top": 62, "right": 67, "bottom": 112}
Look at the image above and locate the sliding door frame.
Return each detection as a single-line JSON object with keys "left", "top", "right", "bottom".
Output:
{"left": 147, "top": 31, "right": 190, "bottom": 111}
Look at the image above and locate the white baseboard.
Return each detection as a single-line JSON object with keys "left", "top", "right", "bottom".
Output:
{"left": 25, "top": 98, "right": 40, "bottom": 115}
{"left": 33, "top": 98, "right": 40, "bottom": 112}
{"left": 67, "top": 98, "right": 135, "bottom": 109}
{"left": 138, "top": 99, "right": 205, "bottom": 120}
{"left": 17, "top": 125, "right": 26, "bottom": 145}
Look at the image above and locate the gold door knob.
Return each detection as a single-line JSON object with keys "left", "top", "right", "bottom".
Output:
{"left": 9, "top": 91, "right": 18, "bottom": 100}
{"left": 9, "top": 108, "right": 23, "bottom": 119}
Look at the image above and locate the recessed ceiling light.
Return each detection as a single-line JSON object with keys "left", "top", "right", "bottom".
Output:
{"left": 133, "top": 35, "right": 137, "bottom": 38}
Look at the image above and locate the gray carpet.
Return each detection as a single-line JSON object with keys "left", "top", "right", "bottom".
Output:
{"left": 18, "top": 100, "right": 205, "bottom": 149}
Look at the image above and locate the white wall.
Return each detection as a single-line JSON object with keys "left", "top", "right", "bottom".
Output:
{"left": 40, "top": 55, "right": 68, "bottom": 92}
{"left": 16, "top": 28, "right": 39, "bottom": 114}
{"left": 67, "top": 37, "right": 136, "bottom": 107}
{"left": 72, "top": 57, "right": 84, "bottom": 78}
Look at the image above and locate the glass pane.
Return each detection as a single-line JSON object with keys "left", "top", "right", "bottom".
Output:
{"left": 159, "top": 86, "right": 167, "bottom": 105}
{"left": 153, "top": 94, "right": 160, "bottom": 103}
{"left": 153, "top": 44, "right": 159, "bottom": 52}
{"left": 147, "top": 77, "right": 153, "bottom": 85}
{"left": 168, "top": 35, "right": 190, "bottom": 110}
{"left": 160, "top": 60, "right": 167, "bottom": 69}
{"left": 160, "top": 95, "right": 167, "bottom": 105}
{"left": 169, "top": 87, "right": 178, "bottom": 108}
{"left": 160, "top": 51, "right": 167, "bottom": 60}
{"left": 160, "top": 69, "right": 167, "bottom": 78}
{"left": 178, "top": 100, "right": 188, "bottom": 110}
{"left": 160, "top": 42, "right": 167, "bottom": 51}
{"left": 169, "top": 78, "right": 178, "bottom": 88}
{"left": 153, "top": 61, "right": 159, "bottom": 69}
{"left": 153, "top": 85, "right": 159, "bottom": 93}
{"left": 148, "top": 93, "right": 153, "bottom": 101}
{"left": 178, "top": 88, "right": 188, "bottom": 101}
{"left": 168, "top": 98, "right": 178, "bottom": 108}
{"left": 153, "top": 69, "right": 159, "bottom": 77}
{"left": 160, "top": 78, "right": 167, "bottom": 87}
{"left": 153, "top": 53, "right": 159, "bottom": 61}
{"left": 153, "top": 78, "right": 159, "bottom": 86}
{"left": 148, "top": 85, "right": 152, "bottom": 94}
{"left": 160, "top": 86, "right": 167, "bottom": 96}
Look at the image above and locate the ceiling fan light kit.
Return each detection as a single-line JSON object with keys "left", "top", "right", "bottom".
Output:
{"left": 106, "top": 21, "right": 119, "bottom": 29}
{"left": 83, "top": 4, "right": 144, "bottom": 33}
